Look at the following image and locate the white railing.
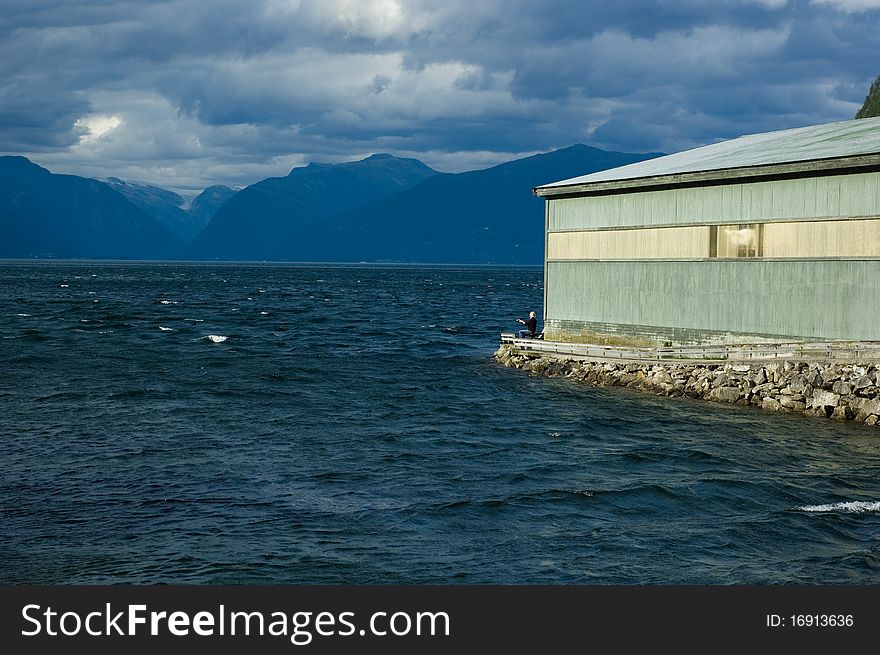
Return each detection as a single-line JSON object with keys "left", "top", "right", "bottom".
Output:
{"left": 499, "top": 333, "right": 880, "bottom": 363}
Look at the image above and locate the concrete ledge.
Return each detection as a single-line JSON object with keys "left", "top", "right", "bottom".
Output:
{"left": 499, "top": 333, "right": 880, "bottom": 364}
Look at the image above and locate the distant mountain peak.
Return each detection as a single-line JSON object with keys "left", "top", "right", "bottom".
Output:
{"left": 288, "top": 161, "right": 333, "bottom": 176}
{"left": 0, "top": 155, "right": 47, "bottom": 172}
{"left": 289, "top": 153, "right": 415, "bottom": 177}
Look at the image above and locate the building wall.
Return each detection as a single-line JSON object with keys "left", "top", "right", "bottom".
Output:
{"left": 545, "top": 260, "right": 880, "bottom": 344}
{"left": 548, "top": 171, "right": 880, "bottom": 231}
{"left": 543, "top": 170, "right": 880, "bottom": 344}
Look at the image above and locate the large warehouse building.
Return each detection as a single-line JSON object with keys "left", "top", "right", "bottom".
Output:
{"left": 533, "top": 116, "right": 880, "bottom": 346}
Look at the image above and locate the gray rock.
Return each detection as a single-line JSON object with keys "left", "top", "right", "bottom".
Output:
{"left": 866, "top": 415, "right": 879, "bottom": 426}
{"left": 821, "top": 368, "right": 841, "bottom": 384}
{"left": 712, "top": 374, "right": 728, "bottom": 388}
{"left": 779, "top": 397, "right": 806, "bottom": 412}
{"left": 788, "top": 375, "right": 807, "bottom": 393}
{"left": 810, "top": 390, "right": 840, "bottom": 409}
{"left": 762, "top": 397, "right": 784, "bottom": 411}
{"left": 854, "top": 375, "right": 873, "bottom": 390}
{"left": 710, "top": 387, "right": 741, "bottom": 403}
{"left": 832, "top": 381, "right": 853, "bottom": 396}
{"left": 854, "top": 398, "right": 880, "bottom": 416}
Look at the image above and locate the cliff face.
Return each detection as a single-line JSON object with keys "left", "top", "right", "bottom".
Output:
{"left": 856, "top": 75, "right": 880, "bottom": 119}
{"left": 495, "top": 344, "right": 880, "bottom": 428}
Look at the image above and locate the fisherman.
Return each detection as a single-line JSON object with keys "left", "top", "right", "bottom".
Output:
{"left": 516, "top": 311, "right": 538, "bottom": 338}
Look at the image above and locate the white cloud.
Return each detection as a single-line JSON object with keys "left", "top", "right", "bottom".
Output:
{"left": 268, "top": 0, "right": 434, "bottom": 40}
{"left": 74, "top": 114, "right": 122, "bottom": 143}
{"left": 3, "top": 0, "right": 877, "bottom": 190}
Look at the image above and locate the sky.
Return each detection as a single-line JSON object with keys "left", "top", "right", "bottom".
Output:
{"left": 1, "top": 0, "right": 879, "bottom": 194}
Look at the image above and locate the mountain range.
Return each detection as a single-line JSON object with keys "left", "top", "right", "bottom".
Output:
{"left": 0, "top": 145, "right": 660, "bottom": 263}
{"left": 106, "top": 178, "right": 234, "bottom": 243}
{"left": 188, "top": 153, "right": 438, "bottom": 260}
{"left": 273, "top": 145, "right": 656, "bottom": 264}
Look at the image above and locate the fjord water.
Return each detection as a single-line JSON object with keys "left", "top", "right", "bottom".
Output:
{"left": 1, "top": 261, "right": 879, "bottom": 584}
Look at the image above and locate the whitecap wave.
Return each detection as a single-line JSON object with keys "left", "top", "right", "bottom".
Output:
{"left": 13, "top": 313, "right": 31, "bottom": 317}
{"left": 158, "top": 326, "right": 173, "bottom": 332}
{"left": 159, "top": 300, "right": 177, "bottom": 305}
{"left": 797, "top": 501, "right": 880, "bottom": 514}
{"left": 205, "top": 334, "right": 228, "bottom": 343}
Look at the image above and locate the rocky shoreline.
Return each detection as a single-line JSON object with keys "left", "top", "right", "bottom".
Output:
{"left": 494, "top": 344, "right": 880, "bottom": 428}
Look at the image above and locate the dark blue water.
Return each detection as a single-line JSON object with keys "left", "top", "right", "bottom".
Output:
{"left": 1, "top": 262, "right": 879, "bottom": 584}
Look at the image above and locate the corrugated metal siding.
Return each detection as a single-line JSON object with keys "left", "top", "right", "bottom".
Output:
{"left": 545, "top": 260, "right": 880, "bottom": 343}
{"left": 548, "top": 172, "right": 880, "bottom": 231}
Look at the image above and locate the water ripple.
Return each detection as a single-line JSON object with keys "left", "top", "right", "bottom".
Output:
{"left": 1, "top": 261, "right": 879, "bottom": 584}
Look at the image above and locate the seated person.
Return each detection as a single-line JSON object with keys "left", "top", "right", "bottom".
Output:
{"left": 516, "top": 311, "right": 538, "bottom": 338}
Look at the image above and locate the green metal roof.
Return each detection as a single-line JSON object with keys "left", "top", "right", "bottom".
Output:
{"left": 536, "top": 116, "right": 880, "bottom": 196}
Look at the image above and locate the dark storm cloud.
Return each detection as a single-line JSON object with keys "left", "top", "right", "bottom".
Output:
{"left": 1, "top": 0, "right": 878, "bottom": 190}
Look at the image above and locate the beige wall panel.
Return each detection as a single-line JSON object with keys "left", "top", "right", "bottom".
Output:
{"left": 547, "top": 226, "right": 710, "bottom": 260}
{"left": 763, "top": 219, "right": 880, "bottom": 258}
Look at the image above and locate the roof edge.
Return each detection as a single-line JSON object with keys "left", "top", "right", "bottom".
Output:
{"left": 533, "top": 153, "right": 880, "bottom": 198}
